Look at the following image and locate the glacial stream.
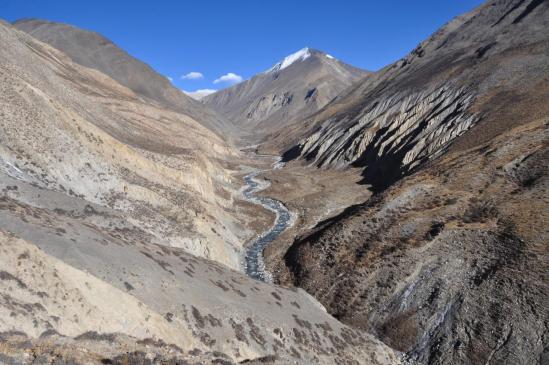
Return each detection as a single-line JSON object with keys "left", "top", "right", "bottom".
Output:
{"left": 242, "top": 162, "right": 293, "bottom": 282}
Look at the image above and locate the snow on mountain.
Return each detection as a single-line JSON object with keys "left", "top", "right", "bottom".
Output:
{"left": 267, "top": 47, "right": 312, "bottom": 73}
{"left": 203, "top": 46, "right": 368, "bottom": 143}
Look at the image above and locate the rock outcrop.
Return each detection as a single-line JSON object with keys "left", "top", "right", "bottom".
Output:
{"left": 296, "top": 85, "right": 478, "bottom": 192}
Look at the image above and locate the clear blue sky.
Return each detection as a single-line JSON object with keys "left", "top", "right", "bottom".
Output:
{"left": 3, "top": 0, "right": 484, "bottom": 94}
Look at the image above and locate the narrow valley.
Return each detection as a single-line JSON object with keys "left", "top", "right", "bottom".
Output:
{"left": 1, "top": 1, "right": 548, "bottom": 364}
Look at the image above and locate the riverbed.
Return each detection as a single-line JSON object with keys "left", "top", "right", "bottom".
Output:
{"left": 242, "top": 162, "right": 293, "bottom": 282}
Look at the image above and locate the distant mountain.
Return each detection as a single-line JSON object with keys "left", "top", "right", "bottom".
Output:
{"left": 203, "top": 47, "right": 368, "bottom": 143}
{"left": 13, "top": 18, "right": 238, "bottom": 138}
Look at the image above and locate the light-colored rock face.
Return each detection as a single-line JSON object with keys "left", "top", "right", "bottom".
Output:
{"left": 0, "top": 20, "right": 249, "bottom": 269}
{"left": 203, "top": 48, "right": 369, "bottom": 143}
{"left": 12, "top": 18, "right": 240, "bottom": 139}
{"left": 0, "top": 21, "right": 399, "bottom": 364}
{"left": 296, "top": 85, "right": 479, "bottom": 191}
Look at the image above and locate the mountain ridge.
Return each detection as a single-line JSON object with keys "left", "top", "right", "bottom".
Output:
{"left": 275, "top": 0, "right": 548, "bottom": 191}
{"left": 12, "top": 18, "right": 240, "bottom": 139}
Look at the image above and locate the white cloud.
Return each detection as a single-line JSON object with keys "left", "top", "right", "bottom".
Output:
{"left": 213, "top": 72, "right": 243, "bottom": 85}
{"left": 167, "top": 76, "right": 173, "bottom": 82}
{"left": 181, "top": 71, "right": 204, "bottom": 80}
{"left": 183, "top": 89, "right": 217, "bottom": 100}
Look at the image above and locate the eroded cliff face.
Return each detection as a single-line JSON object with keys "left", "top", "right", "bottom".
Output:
{"left": 296, "top": 85, "right": 479, "bottom": 192}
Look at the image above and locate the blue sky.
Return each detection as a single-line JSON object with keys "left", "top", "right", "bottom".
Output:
{"left": 3, "top": 0, "right": 484, "bottom": 95}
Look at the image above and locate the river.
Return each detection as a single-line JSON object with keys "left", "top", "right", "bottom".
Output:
{"left": 242, "top": 160, "right": 293, "bottom": 282}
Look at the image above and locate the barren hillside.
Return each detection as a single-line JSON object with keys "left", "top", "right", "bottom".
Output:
{"left": 262, "top": 1, "right": 549, "bottom": 363}
{"left": 0, "top": 20, "right": 397, "bottom": 364}
{"left": 1, "top": 1, "right": 548, "bottom": 364}
{"left": 13, "top": 18, "right": 239, "bottom": 139}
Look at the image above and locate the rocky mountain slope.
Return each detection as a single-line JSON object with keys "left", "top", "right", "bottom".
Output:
{"left": 276, "top": 117, "right": 548, "bottom": 364}
{"left": 13, "top": 18, "right": 238, "bottom": 138}
{"left": 278, "top": 0, "right": 549, "bottom": 191}
{"left": 203, "top": 48, "right": 368, "bottom": 143}
{"left": 1, "top": 18, "right": 248, "bottom": 270}
{"left": 264, "top": 0, "right": 549, "bottom": 363}
{"left": 0, "top": 19, "right": 398, "bottom": 364}
{"left": 2, "top": 0, "right": 548, "bottom": 363}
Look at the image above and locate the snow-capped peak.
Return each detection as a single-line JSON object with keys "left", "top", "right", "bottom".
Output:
{"left": 325, "top": 54, "right": 335, "bottom": 59}
{"left": 267, "top": 47, "right": 311, "bottom": 73}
